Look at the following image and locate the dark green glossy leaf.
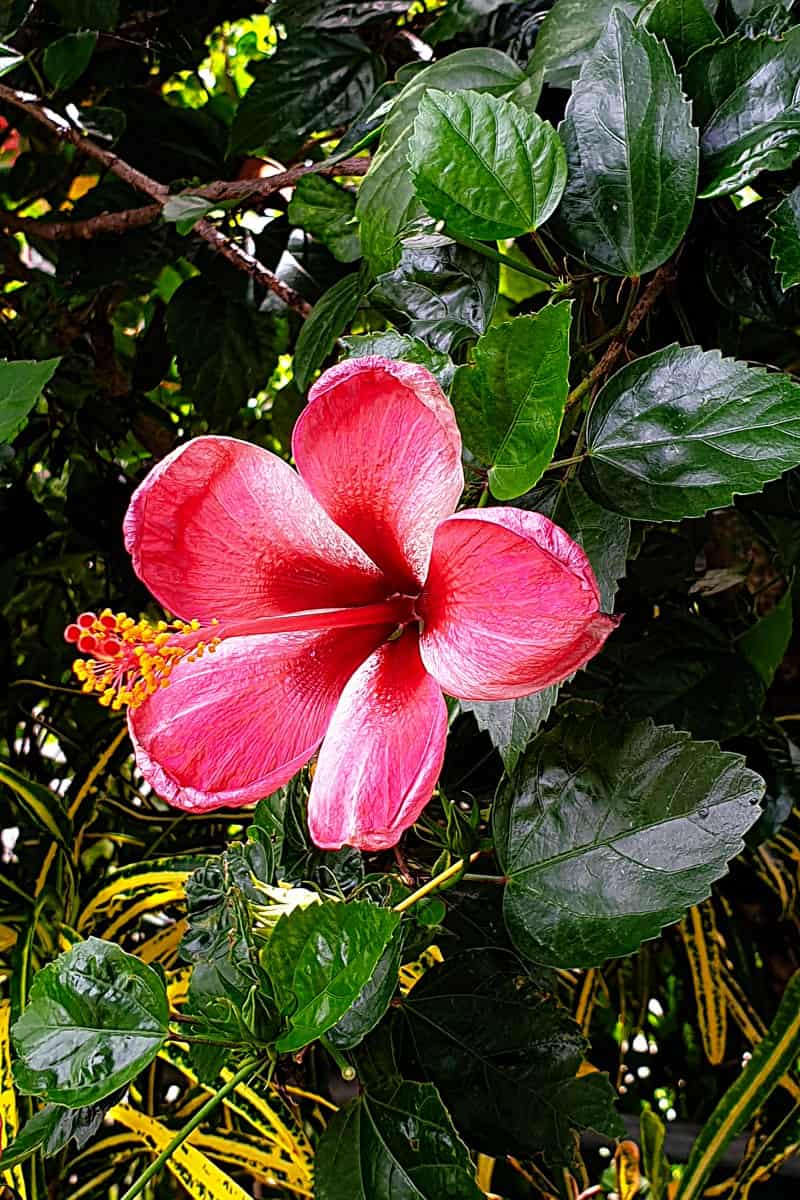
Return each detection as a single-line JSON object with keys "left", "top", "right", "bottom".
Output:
{"left": 739, "top": 578, "right": 794, "bottom": 684}
{"left": 683, "top": 29, "right": 800, "bottom": 198}
{"left": 461, "top": 686, "right": 558, "bottom": 773}
{"left": 49, "top": 0, "right": 118, "bottom": 29}
{"left": 327, "top": 932, "right": 404, "bottom": 1050}
{"left": 0, "top": 1094, "right": 120, "bottom": 1169}
{"left": 409, "top": 90, "right": 566, "bottom": 241}
{"left": 451, "top": 303, "right": 571, "bottom": 499}
{"left": 401, "top": 951, "right": 623, "bottom": 1158}
{"left": 288, "top": 174, "right": 360, "bottom": 263}
{"left": 230, "top": 32, "right": 385, "bottom": 159}
{"left": 293, "top": 273, "right": 363, "bottom": 392}
{"left": 583, "top": 344, "right": 800, "bottom": 521}
{"left": 0, "top": 358, "right": 60, "bottom": 444}
{"left": 315, "top": 1080, "right": 483, "bottom": 1200}
{"left": 552, "top": 11, "right": 698, "bottom": 277}
{"left": 268, "top": 0, "right": 410, "bottom": 28}
{"left": 12, "top": 938, "right": 169, "bottom": 1107}
{"left": 266, "top": 900, "right": 400, "bottom": 1053}
{"left": 356, "top": 48, "right": 525, "bottom": 273}
{"left": 372, "top": 237, "right": 497, "bottom": 353}
{"left": 166, "top": 276, "right": 284, "bottom": 424}
{"left": 706, "top": 204, "right": 800, "bottom": 325}
{"left": 426, "top": 0, "right": 515, "bottom": 44}
{"left": 43, "top": 31, "right": 97, "bottom": 90}
{"left": 530, "top": 477, "right": 631, "bottom": 609}
{"left": 769, "top": 185, "right": 800, "bottom": 290}
{"left": 496, "top": 716, "right": 764, "bottom": 968}
{"left": 529, "top": 0, "right": 642, "bottom": 89}
{"left": 640, "top": 0, "right": 722, "bottom": 67}
{"left": 341, "top": 332, "right": 455, "bottom": 391}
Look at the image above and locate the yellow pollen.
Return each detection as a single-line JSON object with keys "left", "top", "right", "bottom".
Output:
{"left": 66, "top": 609, "right": 221, "bottom": 712}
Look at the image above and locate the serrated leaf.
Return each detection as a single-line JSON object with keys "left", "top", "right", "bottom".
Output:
{"left": 166, "top": 276, "right": 284, "bottom": 424}
{"left": 266, "top": 900, "right": 400, "bottom": 1053}
{"left": 371, "top": 236, "right": 497, "bottom": 353}
{"left": 356, "top": 48, "right": 525, "bottom": 273}
{"left": 268, "top": 0, "right": 410, "bottom": 28}
{"left": 293, "top": 273, "right": 362, "bottom": 392}
{"left": 43, "top": 31, "right": 97, "bottom": 90}
{"left": 326, "top": 932, "right": 403, "bottom": 1051}
{"left": 739, "top": 578, "right": 794, "bottom": 684}
{"left": 409, "top": 90, "right": 566, "bottom": 242}
{"left": 461, "top": 686, "right": 558, "bottom": 773}
{"left": 315, "top": 1080, "right": 483, "bottom": 1200}
{"left": 341, "top": 332, "right": 455, "bottom": 391}
{"left": 161, "top": 194, "right": 215, "bottom": 235}
{"left": 530, "top": 477, "right": 631, "bottom": 610}
{"left": 640, "top": 0, "right": 722, "bottom": 68}
{"left": 683, "top": 29, "right": 800, "bottom": 198}
{"left": 401, "top": 951, "right": 623, "bottom": 1159}
{"left": 0, "top": 358, "right": 60, "bottom": 444}
{"left": 288, "top": 174, "right": 360, "bottom": 262}
{"left": 768, "top": 185, "right": 800, "bottom": 290}
{"left": 552, "top": 10, "right": 698, "bottom": 277}
{"left": 583, "top": 344, "right": 800, "bottom": 521}
{"left": 451, "top": 303, "right": 571, "bottom": 499}
{"left": 0, "top": 1096, "right": 116, "bottom": 1169}
{"left": 12, "top": 938, "right": 169, "bottom": 1106}
{"left": 496, "top": 716, "right": 764, "bottom": 968}
{"left": 530, "top": 0, "right": 643, "bottom": 90}
{"left": 230, "top": 32, "right": 385, "bottom": 160}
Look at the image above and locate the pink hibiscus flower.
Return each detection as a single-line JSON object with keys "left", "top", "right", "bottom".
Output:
{"left": 65, "top": 357, "right": 616, "bottom": 850}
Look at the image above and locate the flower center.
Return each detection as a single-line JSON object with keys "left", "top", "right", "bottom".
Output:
{"left": 65, "top": 595, "right": 420, "bottom": 711}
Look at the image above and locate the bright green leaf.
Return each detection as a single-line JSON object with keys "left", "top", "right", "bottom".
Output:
{"left": 451, "top": 303, "right": 571, "bottom": 499}
{"left": 640, "top": 0, "right": 722, "bottom": 68}
{"left": 266, "top": 900, "right": 400, "bottom": 1053}
{"left": 315, "top": 1080, "right": 483, "bottom": 1200}
{"left": 583, "top": 344, "right": 800, "bottom": 521}
{"left": 326, "top": 933, "right": 403, "bottom": 1051}
{"left": 356, "top": 48, "right": 525, "bottom": 273}
{"left": 12, "top": 938, "right": 169, "bottom": 1107}
{"left": 401, "top": 951, "right": 623, "bottom": 1159}
{"left": 683, "top": 29, "right": 800, "bottom": 199}
{"left": 409, "top": 90, "right": 566, "bottom": 242}
{"left": 768, "top": 185, "right": 800, "bottom": 290}
{"left": 288, "top": 174, "right": 360, "bottom": 263}
{"left": 0, "top": 358, "right": 60, "bottom": 444}
{"left": 293, "top": 273, "right": 362, "bottom": 392}
{"left": 496, "top": 717, "right": 764, "bottom": 968}
{"left": 43, "top": 32, "right": 97, "bottom": 91}
{"left": 552, "top": 10, "right": 698, "bottom": 277}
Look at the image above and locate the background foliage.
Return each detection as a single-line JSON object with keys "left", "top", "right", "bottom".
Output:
{"left": 1, "top": 0, "right": 800, "bottom": 1197}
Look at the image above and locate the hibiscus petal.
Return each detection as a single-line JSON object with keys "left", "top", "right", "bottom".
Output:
{"left": 418, "top": 508, "right": 618, "bottom": 700}
{"left": 123, "top": 435, "right": 389, "bottom": 622}
{"left": 128, "top": 624, "right": 388, "bottom": 812}
{"left": 293, "top": 357, "right": 464, "bottom": 592}
{"left": 308, "top": 629, "right": 448, "bottom": 851}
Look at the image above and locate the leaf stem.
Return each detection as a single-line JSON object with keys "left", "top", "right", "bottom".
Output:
{"left": 544, "top": 453, "right": 587, "bottom": 471}
{"left": 393, "top": 851, "right": 481, "bottom": 913}
{"left": 461, "top": 873, "right": 507, "bottom": 885}
{"left": 118, "top": 1055, "right": 264, "bottom": 1200}
{"left": 477, "top": 483, "right": 490, "bottom": 508}
{"left": 532, "top": 229, "right": 561, "bottom": 276}
{"left": 457, "top": 235, "right": 560, "bottom": 286}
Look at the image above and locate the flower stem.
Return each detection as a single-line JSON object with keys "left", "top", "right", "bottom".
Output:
{"left": 118, "top": 1055, "right": 264, "bottom": 1200}
{"left": 393, "top": 851, "right": 481, "bottom": 913}
{"left": 456, "top": 235, "right": 560, "bottom": 286}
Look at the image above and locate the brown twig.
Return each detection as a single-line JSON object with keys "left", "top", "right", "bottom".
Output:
{"left": 0, "top": 83, "right": 351, "bottom": 317}
{"left": 566, "top": 257, "right": 679, "bottom": 410}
